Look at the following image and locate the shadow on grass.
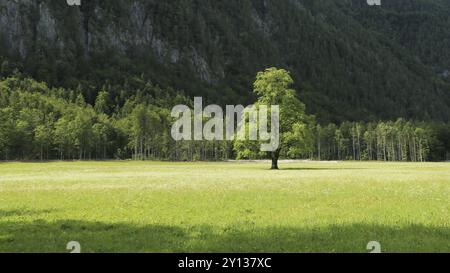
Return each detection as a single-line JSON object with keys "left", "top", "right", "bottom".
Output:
{"left": 0, "top": 217, "right": 448, "bottom": 253}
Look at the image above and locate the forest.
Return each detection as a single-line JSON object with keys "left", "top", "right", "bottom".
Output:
{"left": 1, "top": 75, "right": 449, "bottom": 162}
{"left": 1, "top": 0, "right": 450, "bottom": 123}
{"left": 1, "top": 1, "right": 449, "bottom": 162}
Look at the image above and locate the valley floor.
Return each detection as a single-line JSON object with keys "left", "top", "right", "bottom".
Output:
{"left": 0, "top": 161, "right": 448, "bottom": 252}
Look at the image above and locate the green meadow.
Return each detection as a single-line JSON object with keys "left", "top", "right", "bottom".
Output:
{"left": 0, "top": 161, "right": 448, "bottom": 253}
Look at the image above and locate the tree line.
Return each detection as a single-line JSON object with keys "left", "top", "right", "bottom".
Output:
{"left": 286, "top": 120, "right": 450, "bottom": 162}
{"left": 0, "top": 75, "right": 449, "bottom": 162}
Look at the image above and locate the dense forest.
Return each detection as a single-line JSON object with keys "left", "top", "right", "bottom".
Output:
{"left": 0, "top": 0, "right": 449, "bottom": 123}
{"left": 0, "top": 1, "right": 449, "bottom": 161}
{"left": 1, "top": 75, "right": 449, "bottom": 161}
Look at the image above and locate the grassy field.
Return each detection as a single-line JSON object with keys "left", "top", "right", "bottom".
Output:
{"left": 0, "top": 161, "right": 448, "bottom": 253}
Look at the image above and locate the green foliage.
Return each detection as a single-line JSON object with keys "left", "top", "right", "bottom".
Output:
{"left": 0, "top": 0, "right": 449, "bottom": 122}
{"left": 0, "top": 75, "right": 449, "bottom": 162}
{"left": 94, "top": 90, "right": 110, "bottom": 114}
{"left": 313, "top": 119, "right": 448, "bottom": 162}
{"left": 249, "top": 68, "right": 308, "bottom": 168}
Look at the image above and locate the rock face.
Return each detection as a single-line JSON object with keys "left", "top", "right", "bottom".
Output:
{"left": 0, "top": 0, "right": 449, "bottom": 122}
{"left": 0, "top": 0, "right": 221, "bottom": 84}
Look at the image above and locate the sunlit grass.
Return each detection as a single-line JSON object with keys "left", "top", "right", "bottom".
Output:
{"left": 0, "top": 161, "right": 449, "bottom": 253}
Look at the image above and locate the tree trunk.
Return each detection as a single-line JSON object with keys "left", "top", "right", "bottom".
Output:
{"left": 317, "top": 136, "right": 321, "bottom": 161}
{"left": 271, "top": 150, "right": 280, "bottom": 170}
{"left": 271, "top": 157, "right": 278, "bottom": 170}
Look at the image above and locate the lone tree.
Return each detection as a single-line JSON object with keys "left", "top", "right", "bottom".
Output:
{"left": 253, "top": 68, "right": 307, "bottom": 169}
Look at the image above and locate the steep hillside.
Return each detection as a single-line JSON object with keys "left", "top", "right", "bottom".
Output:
{"left": 343, "top": 0, "right": 450, "bottom": 78}
{"left": 0, "top": 0, "right": 449, "bottom": 122}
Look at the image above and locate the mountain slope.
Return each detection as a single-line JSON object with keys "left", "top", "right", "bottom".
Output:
{"left": 0, "top": 0, "right": 449, "bottom": 122}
